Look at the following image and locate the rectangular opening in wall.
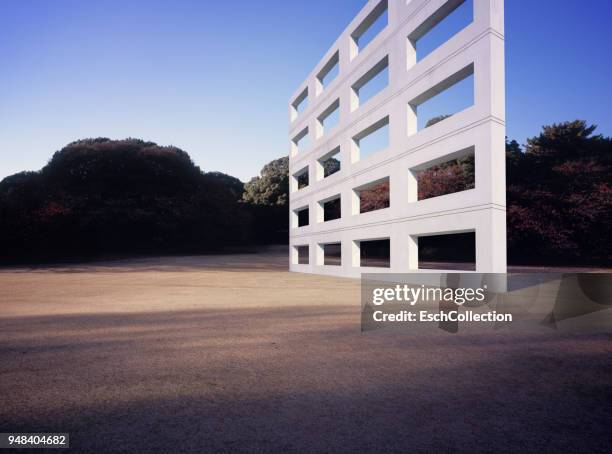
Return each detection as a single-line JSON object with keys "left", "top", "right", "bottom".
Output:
{"left": 294, "top": 206, "right": 309, "bottom": 227}
{"left": 417, "top": 231, "right": 475, "bottom": 270}
{"left": 359, "top": 238, "right": 390, "bottom": 268}
{"left": 318, "top": 147, "right": 341, "bottom": 179}
{"left": 317, "top": 51, "right": 340, "bottom": 93}
{"left": 351, "top": 55, "right": 389, "bottom": 110}
{"left": 408, "top": 63, "right": 474, "bottom": 134}
{"left": 317, "top": 99, "right": 340, "bottom": 136}
{"left": 352, "top": 116, "right": 389, "bottom": 162}
{"left": 322, "top": 195, "right": 341, "bottom": 222}
{"left": 293, "top": 167, "right": 309, "bottom": 191}
{"left": 295, "top": 245, "right": 309, "bottom": 265}
{"left": 351, "top": 0, "right": 388, "bottom": 57}
{"left": 322, "top": 243, "right": 342, "bottom": 266}
{"left": 291, "top": 127, "right": 310, "bottom": 155}
{"left": 409, "top": 0, "right": 473, "bottom": 62}
{"left": 291, "top": 87, "right": 308, "bottom": 121}
{"left": 413, "top": 147, "right": 475, "bottom": 200}
{"left": 355, "top": 177, "right": 390, "bottom": 214}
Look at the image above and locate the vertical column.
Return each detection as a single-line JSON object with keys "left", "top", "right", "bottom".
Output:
{"left": 290, "top": 244, "right": 297, "bottom": 266}
{"left": 340, "top": 80, "right": 353, "bottom": 124}
{"left": 474, "top": 0, "right": 505, "bottom": 36}
{"left": 338, "top": 25, "right": 353, "bottom": 76}
{"left": 389, "top": 157, "right": 409, "bottom": 217}
{"left": 351, "top": 240, "right": 361, "bottom": 268}
{"left": 351, "top": 188, "right": 360, "bottom": 215}
{"left": 473, "top": 0, "right": 506, "bottom": 272}
{"left": 341, "top": 237, "right": 354, "bottom": 275}
{"left": 476, "top": 209, "right": 507, "bottom": 273}
{"left": 315, "top": 200, "right": 324, "bottom": 224}
{"left": 316, "top": 243, "right": 324, "bottom": 267}
{"left": 473, "top": 0, "right": 506, "bottom": 201}
{"left": 407, "top": 235, "right": 419, "bottom": 270}
{"left": 386, "top": 0, "right": 400, "bottom": 28}
{"left": 341, "top": 184, "right": 353, "bottom": 220}
{"left": 390, "top": 224, "right": 409, "bottom": 272}
{"left": 309, "top": 240, "right": 316, "bottom": 272}
{"left": 388, "top": 96, "right": 407, "bottom": 163}
{"left": 289, "top": 171, "right": 296, "bottom": 194}
{"left": 407, "top": 169, "right": 418, "bottom": 203}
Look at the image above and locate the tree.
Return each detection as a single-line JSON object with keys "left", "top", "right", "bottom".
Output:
{"left": 0, "top": 138, "right": 251, "bottom": 262}
{"left": 241, "top": 157, "right": 289, "bottom": 244}
{"left": 425, "top": 114, "right": 452, "bottom": 128}
{"left": 416, "top": 156, "right": 474, "bottom": 200}
{"left": 242, "top": 157, "right": 288, "bottom": 206}
{"left": 359, "top": 181, "right": 390, "bottom": 213}
{"left": 505, "top": 137, "right": 522, "bottom": 168}
{"left": 323, "top": 157, "right": 340, "bottom": 177}
{"left": 506, "top": 120, "right": 611, "bottom": 265}
{"left": 204, "top": 171, "right": 244, "bottom": 201}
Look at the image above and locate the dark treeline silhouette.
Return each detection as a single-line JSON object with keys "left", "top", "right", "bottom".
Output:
{"left": 0, "top": 138, "right": 250, "bottom": 263}
{"left": 0, "top": 120, "right": 610, "bottom": 265}
{"left": 506, "top": 121, "right": 611, "bottom": 265}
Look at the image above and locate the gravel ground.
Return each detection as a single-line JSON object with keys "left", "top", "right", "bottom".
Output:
{"left": 1, "top": 248, "right": 610, "bottom": 453}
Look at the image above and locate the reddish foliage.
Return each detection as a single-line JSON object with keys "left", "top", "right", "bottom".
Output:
{"left": 360, "top": 181, "right": 390, "bottom": 213}
{"left": 505, "top": 121, "right": 611, "bottom": 264}
{"left": 36, "top": 201, "right": 73, "bottom": 223}
{"left": 417, "top": 160, "right": 474, "bottom": 200}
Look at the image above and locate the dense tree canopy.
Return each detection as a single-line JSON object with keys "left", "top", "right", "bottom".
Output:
{"left": 0, "top": 138, "right": 249, "bottom": 262}
{"left": 506, "top": 121, "right": 611, "bottom": 264}
{"left": 240, "top": 156, "right": 289, "bottom": 244}
{"left": 242, "top": 157, "right": 288, "bottom": 206}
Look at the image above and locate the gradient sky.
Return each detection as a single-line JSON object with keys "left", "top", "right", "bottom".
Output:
{"left": 1, "top": 0, "right": 611, "bottom": 182}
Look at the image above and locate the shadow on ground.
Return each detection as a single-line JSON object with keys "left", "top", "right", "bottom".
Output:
{"left": 1, "top": 305, "right": 611, "bottom": 453}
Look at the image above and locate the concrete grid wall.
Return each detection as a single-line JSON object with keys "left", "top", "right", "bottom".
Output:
{"left": 288, "top": 0, "right": 506, "bottom": 277}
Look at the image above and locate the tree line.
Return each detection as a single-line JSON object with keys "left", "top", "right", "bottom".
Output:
{"left": 0, "top": 120, "right": 610, "bottom": 265}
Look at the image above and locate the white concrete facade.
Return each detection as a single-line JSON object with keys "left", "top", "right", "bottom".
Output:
{"left": 288, "top": 0, "right": 506, "bottom": 277}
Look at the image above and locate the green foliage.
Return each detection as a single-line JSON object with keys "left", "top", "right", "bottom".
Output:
{"left": 242, "top": 156, "right": 288, "bottom": 206}
{"left": 241, "top": 156, "right": 289, "bottom": 244}
{"left": 323, "top": 157, "right": 340, "bottom": 177}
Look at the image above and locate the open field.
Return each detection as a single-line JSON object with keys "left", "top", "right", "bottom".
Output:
{"left": 1, "top": 248, "right": 610, "bottom": 452}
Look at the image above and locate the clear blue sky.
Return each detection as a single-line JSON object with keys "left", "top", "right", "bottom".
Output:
{"left": 1, "top": 0, "right": 610, "bottom": 182}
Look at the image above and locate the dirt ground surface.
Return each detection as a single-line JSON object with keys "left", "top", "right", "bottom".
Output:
{"left": 1, "top": 247, "right": 610, "bottom": 453}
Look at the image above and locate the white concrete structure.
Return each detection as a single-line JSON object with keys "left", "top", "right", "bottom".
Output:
{"left": 288, "top": 0, "right": 506, "bottom": 277}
